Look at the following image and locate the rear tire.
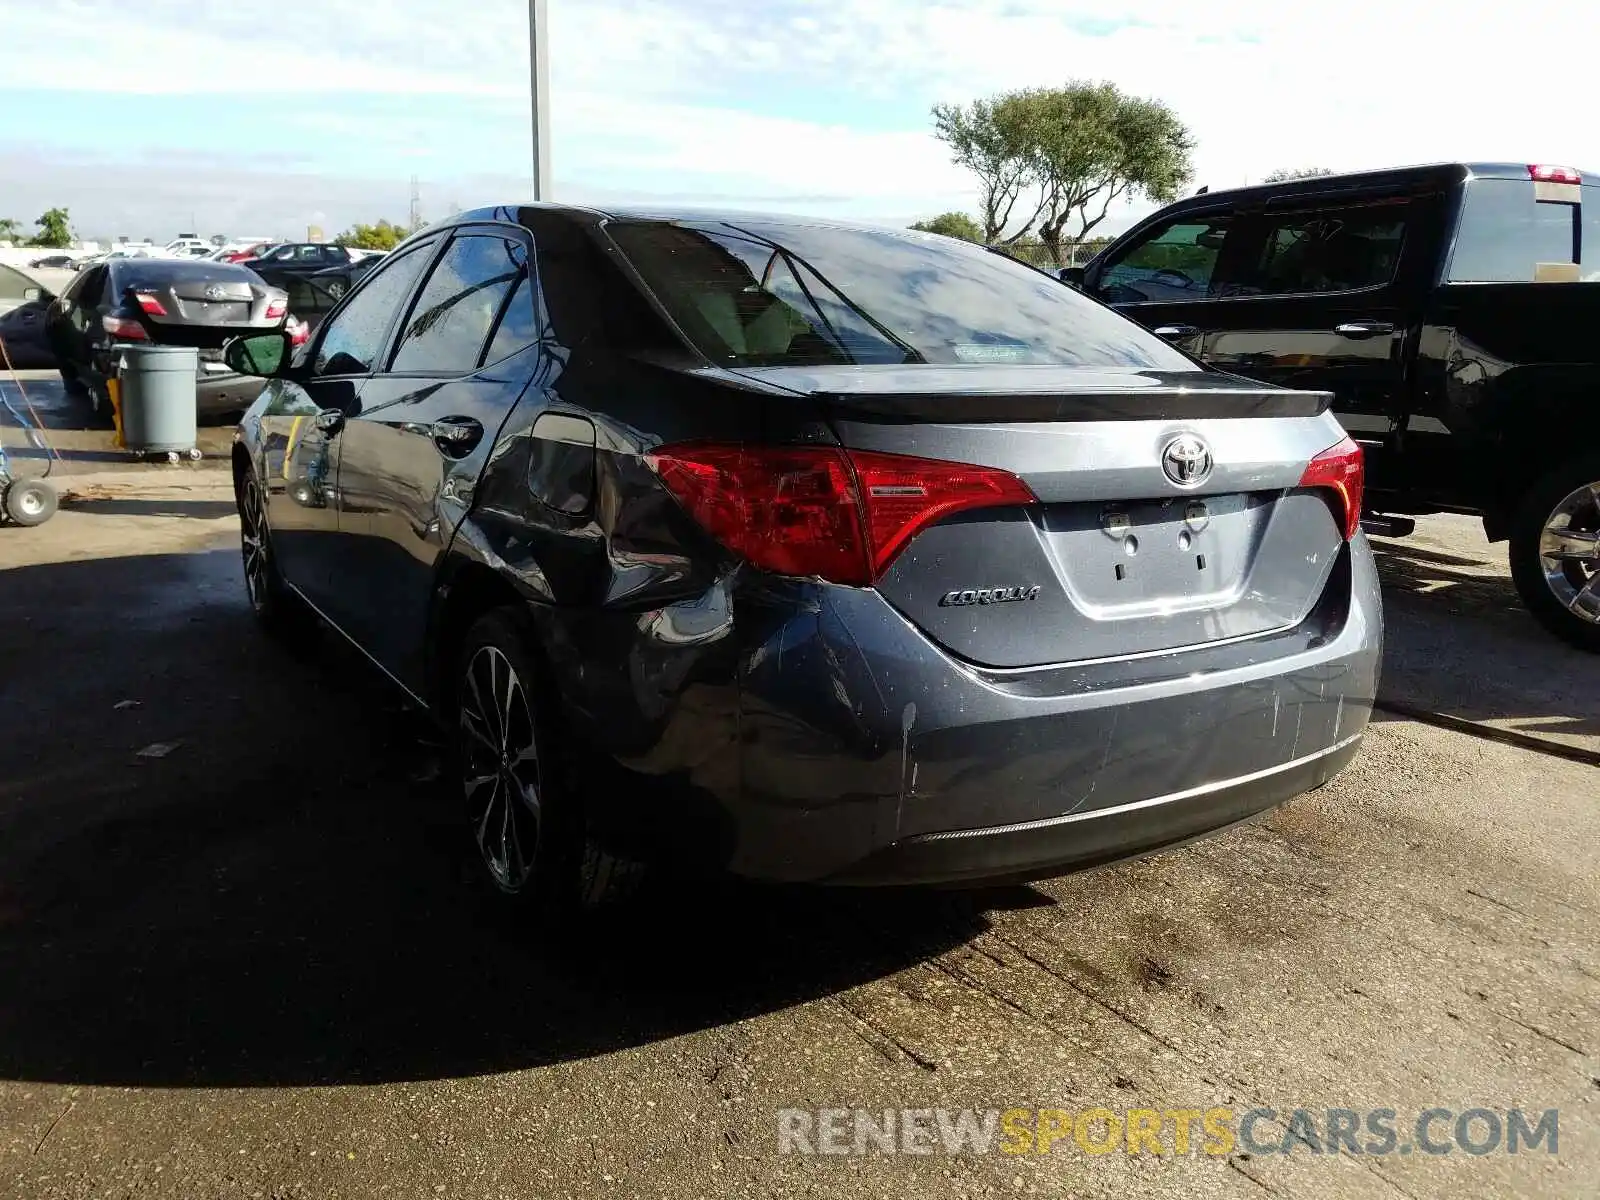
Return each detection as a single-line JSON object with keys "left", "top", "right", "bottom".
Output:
{"left": 1509, "top": 453, "right": 1600, "bottom": 653}
{"left": 451, "top": 608, "right": 640, "bottom": 924}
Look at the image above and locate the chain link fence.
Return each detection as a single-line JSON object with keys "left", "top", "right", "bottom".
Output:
{"left": 981, "top": 238, "right": 1108, "bottom": 271}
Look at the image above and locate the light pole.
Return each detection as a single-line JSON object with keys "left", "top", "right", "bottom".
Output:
{"left": 529, "top": 0, "right": 551, "bottom": 201}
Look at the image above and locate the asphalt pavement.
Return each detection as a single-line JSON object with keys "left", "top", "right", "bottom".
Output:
{"left": 0, "top": 403, "right": 1595, "bottom": 1199}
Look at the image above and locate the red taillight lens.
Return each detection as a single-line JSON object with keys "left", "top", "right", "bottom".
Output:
{"left": 265, "top": 297, "right": 288, "bottom": 319}
{"left": 1299, "top": 435, "right": 1364, "bottom": 541}
{"left": 101, "top": 314, "right": 148, "bottom": 341}
{"left": 1529, "top": 164, "right": 1582, "bottom": 184}
{"left": 134, "top": 292, "right": 167, "bottom": 316}
{"left": 646, "top": 443, "right": 1036, "bottom": 586}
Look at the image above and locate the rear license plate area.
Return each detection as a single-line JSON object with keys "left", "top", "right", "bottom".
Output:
{"left": 1041, "top": 493, "right": 1259, "bottom": 610}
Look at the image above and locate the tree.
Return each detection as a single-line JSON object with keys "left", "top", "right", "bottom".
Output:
{"left": 334, "top": 219, "right": 410, "bottom": 251}
{"left": 909, "top": 212, "right": 984, "bottom": 242}
{"left": 931, "top": 94, "right": 1039, "bottom": 243}
{"left": 30, "top": 208, "right": 73, "bottom": 249}
{"left": 933, "top": 83, "right": 1194, "bottom": 264}
{"left": 0, "top": 217, "right": 25, "bottom": 245}
{"left": 1263, "top": 167, "right": 1335, "bottom": 183}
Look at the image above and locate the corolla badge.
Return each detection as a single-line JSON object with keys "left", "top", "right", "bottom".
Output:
{"left": 939, "top": 585, "right": 1042, "bottom": 607}
{"left": 1161, "top": 433, "right": 1213, "bottom": 488}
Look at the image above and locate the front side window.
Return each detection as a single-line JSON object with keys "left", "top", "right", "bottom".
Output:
{"left": 1096, "top": 218, "right": 1233, "bottom": 303}
{"left": 1447, "top": 177, "right": 1600, "bottom": 282}
{"left": 391, "top": 236, "right": 524, "bottom": 374}
{"left": 607, "top": 220, "right": 1193, "bottom": 370}
{"left": 1242, "top": 207, "right": 1406, "bottom": 296}
{"left": 313, "top": 242, "right": 433, "bottom": 376}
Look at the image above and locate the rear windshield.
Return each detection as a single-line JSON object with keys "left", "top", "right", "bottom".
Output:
{"left": 605, "top": 219, "right": 1195, "bottom": 370}
{"left": 1446, "top": 176, "right": 1600, "bottom": 282}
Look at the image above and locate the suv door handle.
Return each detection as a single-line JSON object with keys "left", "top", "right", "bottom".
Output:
{"left": 1333, "top": 320, "right": 1395, "bottom": 338}
{"left": 313, "top": 408, "right": 345, "bottom": 434}
{"left": 431, "top": 416, "right": 483, "bottom": 455}
{"left": 1152, "top": 324, "right": 1199, "bottom": 339}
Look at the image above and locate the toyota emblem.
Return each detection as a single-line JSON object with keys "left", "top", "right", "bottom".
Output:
{"left": 204, "top": 285, "right": 227, "bottom": 300}
{"left": 1161, "top": 433, "right": 1213, "bottom": 488}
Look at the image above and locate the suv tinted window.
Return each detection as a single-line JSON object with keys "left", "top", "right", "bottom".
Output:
{"left": 313, "top": 242, "right": 433, "bottom": 376}
{"left": 391, "top": 236, "right": 524, "bottom": 374}
{"left": 1096, "top": 218, "right": 1232, "bottom": 303}
{"left": 1241, "top": 207, "right": 1406, "bottom": 296}
{"left": 1447, "top": 177, "right": 1600, "bottom": 282}
{"left": 608, "top": 220, "right": 1193, "bottom": 370}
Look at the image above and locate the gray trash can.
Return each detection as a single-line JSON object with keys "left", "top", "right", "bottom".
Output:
{"left": 116, "top": 344, "right": 199, "bottom": 455}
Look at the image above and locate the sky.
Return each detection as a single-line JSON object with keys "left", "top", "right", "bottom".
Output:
{"left": 0, "top": 0, "right": 1597, "bottom": 242}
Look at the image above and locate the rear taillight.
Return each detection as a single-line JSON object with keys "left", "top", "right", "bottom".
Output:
{"left": 1299, "top": 435, "right": 1364, "bottom": 541}
{"left": 1529, "top": 164, "right": 1582, "bottom": 184}
{"left": 646, "top": 443, "right": 1036, "bottom": 586}
{"left": 265, "top": 297, "right": 288, "bottom": 319}
{"left": 134, "top": 292, "right": 167, "bottom": 316}
{"left": 101, "top": 314, "right": 148, "bottom": 341}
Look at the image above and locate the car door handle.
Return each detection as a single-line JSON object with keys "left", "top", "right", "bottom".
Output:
{"left": 313, "top": 408, "right": 345, "bottom": 434}
{"left": 1152, "top": 324, "right": 1199, "bottom": 339}
{"left": 1333, "top": 321, "right": 1395, "bottom": 338}
{"left": 431, "top": 416, "right": 483, "bottom": 455}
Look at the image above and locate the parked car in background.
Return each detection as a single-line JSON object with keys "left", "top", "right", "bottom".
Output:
{"left": 28, "top": 254, "right": 76, "bottom": 271}
{"left": 0, "top": 262, "right": 56, "bottom": 367}
{"left": 1070, "top": 162, "right": 1600, "bottom": 651}
{"left": 223, "top": 205, "right": 1378, "bottom": 918}
{"left": 215, "top": 240, "right": 279, "bottom": 263}
{"left": 240, "top": 243, "right": 354, "bottom": 284}
{"left": 45, "top": 257, "right": 295, "bottom": 419}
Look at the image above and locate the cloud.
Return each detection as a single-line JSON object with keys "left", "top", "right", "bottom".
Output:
{"left": 2, "top": 0, "right": 1598, "bottom": 236}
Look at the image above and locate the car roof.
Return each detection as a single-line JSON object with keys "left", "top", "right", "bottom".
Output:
{"left": 1170, "top": 162, "right": 1600, "bottom": 211}
{"left": 435, "top": 203, "right": 956, "bottom": 244}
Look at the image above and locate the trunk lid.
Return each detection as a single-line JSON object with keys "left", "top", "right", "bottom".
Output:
{"left": 734, "top": 364, "right": 1347, "bottom": 669}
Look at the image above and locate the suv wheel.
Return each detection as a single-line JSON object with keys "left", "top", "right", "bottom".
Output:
{"left": 1509, "top": 454, "right": 1600, "bottom": 652}
{"left": 453, "top": 609, "right": 639, "bottom": 916}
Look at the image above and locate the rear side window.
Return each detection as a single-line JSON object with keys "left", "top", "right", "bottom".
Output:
{"left": 1240, "top": 207, "right": 1406, "bottom": 296}
{"left": 607, "top": 219, "right": 1193, "bottom": 370}
{"left": 391, "top": 235, "right": 524, "bottom": 374}
{"left": 1446, "top": 177, "right": 1600, "bottom": 282}
{"left": 1096, "top": 218, "right": 1232, "bottom": 303}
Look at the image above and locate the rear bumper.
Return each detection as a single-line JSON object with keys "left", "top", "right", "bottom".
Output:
{"left": 723, "top": 537, "right": 1382, "bottom": 885}
{"left": 826, "top": 732, "right": 1363, "bottom": 885}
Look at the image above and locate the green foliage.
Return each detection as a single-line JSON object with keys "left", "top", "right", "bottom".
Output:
{"left": 0, "top": 217, "right": 25, "bottom": 244}
{"left": 334, "top": 219, "right": 411, "bottom": 251}
{"left": 909, "top": 212, "right": 984, "bottom": 242}
{"left": 1263, "top": 167, "right": 1336, "bottom": 183}
{"left": 933, "top": 82, "right": 1195, "bottom": 264}
{"left": 931, "top": 94, "right": 1039, "bottom": 244}
{"left": 30, "top": 208, "right": 73, "bottom": 249}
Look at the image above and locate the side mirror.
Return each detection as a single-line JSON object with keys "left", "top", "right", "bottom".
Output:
{"left": 22, "top": 287, "right": 42, "bottom": 302}
{"left": 223, "top": 330, "right": 295, "bottom": 377}
{"left": 1057, "top": 266, "right": 1085, "bottom": 289}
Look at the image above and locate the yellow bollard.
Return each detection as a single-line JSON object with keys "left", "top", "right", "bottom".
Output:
{"left": 107, "top": 377, "right": 125, "bottom": 449}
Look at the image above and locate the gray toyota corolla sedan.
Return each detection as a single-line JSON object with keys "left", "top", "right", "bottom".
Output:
{"left": 223, "top": 206, "right": 1381, "bottom": 914}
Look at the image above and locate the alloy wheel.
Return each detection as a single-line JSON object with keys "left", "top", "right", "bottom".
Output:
{"left": 460, "top": 645, "right": 542, "bottom": 893}
{"left": 1538, "top": 480, "right": 1600, "bottom": 624}
{"left": 240, "top": 476, "right": 271, "bottom": 613}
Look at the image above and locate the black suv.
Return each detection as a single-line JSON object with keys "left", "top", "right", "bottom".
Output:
{"left": 1072, "top": 162, "right": 1600, "bottom": 650}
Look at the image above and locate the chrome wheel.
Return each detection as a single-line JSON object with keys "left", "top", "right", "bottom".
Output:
{"left": 13, "top": 489, "right": 44, "bottom": 520}
{"left": 460, "top": 645, "right": 542, "bottom": 893}
{"left": 1538, "top": 480, "right": 1600, "bottom": 624}
{"left": 240, "top": 475, "right": 271, "bottom": 613}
